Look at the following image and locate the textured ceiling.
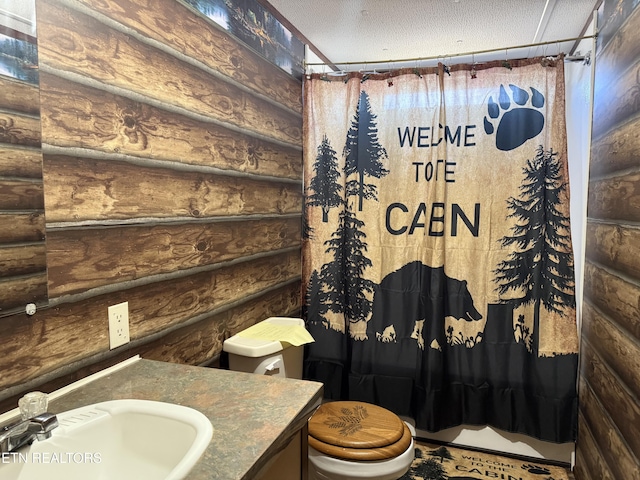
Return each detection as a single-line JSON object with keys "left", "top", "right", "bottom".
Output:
{"left": 266, "top": 0, "right": 599, "bottom": 70}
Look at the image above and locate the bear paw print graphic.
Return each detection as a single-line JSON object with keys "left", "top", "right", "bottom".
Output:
{"left": 521, "top": 463, "right": 553, "bottom": 477}
{"left": 484, "top": 84, "right": 545, "bottom": 151}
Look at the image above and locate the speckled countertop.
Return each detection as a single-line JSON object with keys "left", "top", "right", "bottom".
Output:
{"left": 46, "top": 359, "right": 323, "bottom": 479}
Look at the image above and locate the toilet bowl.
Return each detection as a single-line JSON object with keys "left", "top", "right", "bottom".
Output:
{"left": 308, "top": 401, "right": 415, "bottom": 480}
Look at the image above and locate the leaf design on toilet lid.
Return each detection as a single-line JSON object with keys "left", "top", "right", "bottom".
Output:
{"left": 325, "top": 404, "right": 370, "bottom": 436}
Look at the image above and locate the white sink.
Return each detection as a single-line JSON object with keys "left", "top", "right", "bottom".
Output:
{"left": 0, "top": 399, "right": 213, "bottom": 480}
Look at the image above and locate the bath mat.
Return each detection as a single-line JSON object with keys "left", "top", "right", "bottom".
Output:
{"left": 401, "top": 440, "right": 571, "bottom": 480}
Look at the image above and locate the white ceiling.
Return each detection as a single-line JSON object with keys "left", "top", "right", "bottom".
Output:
{"left": 266, "top": 0, "right": 599, "bottom": 71}
{"left": 0, "top": 0, "right": 37, "bottom": 36}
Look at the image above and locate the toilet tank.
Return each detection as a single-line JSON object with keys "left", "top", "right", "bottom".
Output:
{"left": 222, "top": 317, "right": 306, "bottom": 379}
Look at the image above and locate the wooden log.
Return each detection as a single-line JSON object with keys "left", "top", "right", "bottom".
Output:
{"left": 0, "top": 212, "right": 45, "bottom": 243}
{"left": 595, "top": 0, "right": 640, "bottom": 57}
{"left": 588, "top": 172, "right": 640, "bottom": 223}
{"left": 584, "top": 223, "right": 640, "bottom": 280}
{"left": 139, "top": 281, "right": 301, "bottom": 365}
{"left": 0, "top": 272, "right": 48, "bottom": 312}
{"left": 0, "top": 110, "right": 41, "bottom": 148}
{"left": 42, "top": 154, "right": 302, "bottom": 223}
{"left": 37, "top": 0, "right": 301, "bottom": 145}
{"left": 590, "top": 117, "right": 640, "bottom": 178}
{"left": 0, "top": 144, "right": 43, "bottom": 179}
{"left": 593, "top": 4, "right": 640, "bottom": 97}
{"left": 0, "top": 244, "right": 47, "bottom": 277}
{"left": 0, "top": 76, "right": 40, "bottom": 115}
{"left": 573, "top": 446, "right": 594, "bottom": 480}
{"left": 46, "top": 217, "right": 301, "bottom": 296}
{"left": 0, "top": 352, "right": 131, "bottom": 413}
{"left": 39, "top": 73, "right": 302, "bottom": 180}
{"left": 580, "top": 339, "right": 640, "bottom": 460}
{"left": 0, "top": 281, "right": 300, "bottom": 411}
{"left": 583, "top": 262, "right": 640, "bottom": 342}
{"left": 575, "top": 414, "right": 616, "bottom": 480}
{"left": 592, "top": 57, "right": 640, "bottom": 139}
{"left": 69, "top": 0, "right": 302, "bottom": 114}
{"left": 579, "top": 373, "right": 640, "bottom": 480}
{"left": 581, "top": 301, "right": 640, "bottom": 401}
{"left": 0, "top": 249, "right": 300, "bottom": 390}
{"left": 0, "top": 179, "right": 44, "bottom": 210}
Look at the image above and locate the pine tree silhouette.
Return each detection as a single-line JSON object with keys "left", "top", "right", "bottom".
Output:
{"left": 429, "top": 446, "right": 454, "bottom": 463}
{"left": 343, "top": 91, "right": 389, "bottom": 211}
{"left": 320, "top": 203, "right": 374, "bottom": 323}
{"left": 307, "top": 134, "right": 343, "bottom": 222}
{"left": 494, "top": 145, "right": 575, "bottom": 355}
{"left": 304, "top": 269, "right": 327, "bottom": 325}
{"left": 302, "top": 207, "right": 314, "bottom": 239}
{"left": 403, "top": 457, "right": 447, "bottom": 480}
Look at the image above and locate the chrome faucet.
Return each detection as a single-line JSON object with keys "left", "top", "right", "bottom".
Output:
{"left": 0, "top": 413, "right": 58, "bottom": 453}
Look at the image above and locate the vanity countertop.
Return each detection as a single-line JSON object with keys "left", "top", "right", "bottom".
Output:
{"left": 46, "top": 358, "right": 323, "bottom": 479}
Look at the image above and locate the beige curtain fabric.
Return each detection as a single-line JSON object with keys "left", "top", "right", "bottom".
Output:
{"left": 302, "top": 57, "right": 578, "bottom": 442}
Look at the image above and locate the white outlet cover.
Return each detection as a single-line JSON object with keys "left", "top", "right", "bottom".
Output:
{"left": 108, "top": 302, "right": 130, "bottom": 349}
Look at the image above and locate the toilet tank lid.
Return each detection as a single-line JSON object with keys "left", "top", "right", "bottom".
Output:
{"left": 223, "top": 317, "right": 305, "bottom": 357}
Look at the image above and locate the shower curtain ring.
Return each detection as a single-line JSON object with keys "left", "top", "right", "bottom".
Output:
{"left": 502, "top": 48, "right": 512, "bottom": 70}
{"left": 541, "top": 44, "right": 551, "bottom": 67}
{"left": 470, "top": 53, "right": 477, "bottom": 79}
{"left": 414, "top": 59, "right": 422, "bottom": 78}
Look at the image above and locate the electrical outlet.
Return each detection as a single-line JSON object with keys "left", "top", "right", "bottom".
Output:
{"left": 108, "top": 302, "right": 130, "bottom": 349}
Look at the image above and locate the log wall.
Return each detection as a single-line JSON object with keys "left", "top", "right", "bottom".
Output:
{"left": 575, "top": 0, "right": 640, "bottom": 478}
{"left": 0, "top": 73, "right": 47, "bottom": 313}
{"left": 0, "top": 0, "right": 303, "bottom": 411}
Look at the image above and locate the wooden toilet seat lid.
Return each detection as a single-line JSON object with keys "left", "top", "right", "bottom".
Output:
{"left": 309, "top": 422, "right": 412, "bottom": 461}
{"left": 308, "top": 401, "right": 411, "bottom": 460}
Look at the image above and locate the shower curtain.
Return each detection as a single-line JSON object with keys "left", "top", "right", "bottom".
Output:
{"left": 302, "top": 57, "right": 579, "bottom": 443}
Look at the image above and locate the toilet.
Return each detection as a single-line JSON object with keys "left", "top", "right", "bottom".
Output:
{"left": 307, "top": 401, "right": 415, "bottom": 480}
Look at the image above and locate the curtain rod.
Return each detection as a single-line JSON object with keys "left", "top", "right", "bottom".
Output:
{"left": 305, "top": 34, "right": 596, "bottom": 68}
